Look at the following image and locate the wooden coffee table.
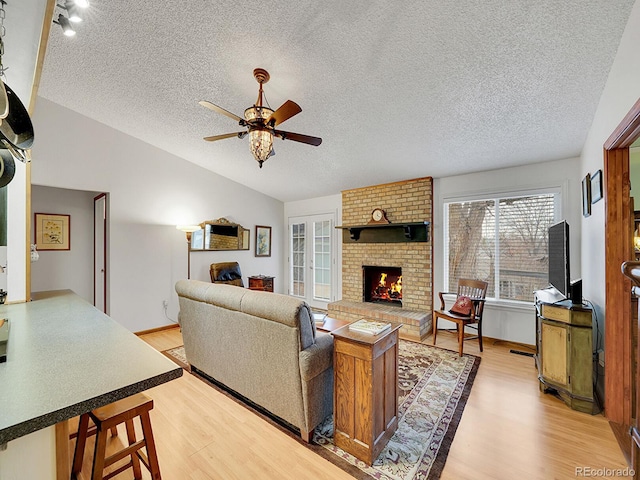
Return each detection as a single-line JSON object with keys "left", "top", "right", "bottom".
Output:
{"left": 331, "top": 321, "right": 402, "bottom": 465}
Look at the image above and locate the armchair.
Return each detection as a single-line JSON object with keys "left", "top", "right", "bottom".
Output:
{"left": 433, "top": 278, "right": 488, "bottom": 356}
{"left": 210, "top": 262, "right": 244, "bottom": 287}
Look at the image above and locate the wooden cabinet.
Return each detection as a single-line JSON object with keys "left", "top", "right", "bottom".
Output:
{"left": 248, "top": 275, "right": 274, "bottom": 292}
{"left": 331, "top": 322, "right": 402, "bottom": 465}
{"left": 535, "top": 291, "right": 599, "bottom": 414}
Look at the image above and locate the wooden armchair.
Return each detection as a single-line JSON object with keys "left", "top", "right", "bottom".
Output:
{"left": 433, "top": 278, "right": 488, "bottom": 356}
{"left": 210, "top": 262, "right": 244, "bottom": 287}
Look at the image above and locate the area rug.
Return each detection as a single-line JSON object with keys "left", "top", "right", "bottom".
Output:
{"left": 162, "top": 341, "right": 480, "bottom": 480}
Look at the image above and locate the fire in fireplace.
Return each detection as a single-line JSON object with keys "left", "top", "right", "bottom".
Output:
{"left": 362, "top": 265, "right": 402, "bottom": 306}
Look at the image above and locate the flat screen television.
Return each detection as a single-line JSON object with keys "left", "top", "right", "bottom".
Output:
{"left": 548, "top": 220, "right": 570, "bottom": 299}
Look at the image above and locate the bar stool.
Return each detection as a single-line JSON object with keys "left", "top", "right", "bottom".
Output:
{"left": 72, "top": 392, "right": 162, "bottom": 480}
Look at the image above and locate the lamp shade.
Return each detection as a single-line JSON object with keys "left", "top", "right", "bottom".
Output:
{"left": 176, "top": 225, "right": 201, "bottom": 233}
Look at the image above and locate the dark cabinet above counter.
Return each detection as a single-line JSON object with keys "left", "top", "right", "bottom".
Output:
{"left": 336, "top": 221, "right": 430, "bottom": 243}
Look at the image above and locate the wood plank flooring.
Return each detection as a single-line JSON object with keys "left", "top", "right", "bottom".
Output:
{"left": 69, "top": 327, "right": 631, "bottom": 479}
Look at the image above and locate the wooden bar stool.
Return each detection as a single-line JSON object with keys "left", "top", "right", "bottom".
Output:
{"left": 72, "top": 392, "right": 162, "bottom": 480}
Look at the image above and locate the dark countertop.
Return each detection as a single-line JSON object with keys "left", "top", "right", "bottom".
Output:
{"left": 0, "top": 290, "right": 182, "bottom": 444}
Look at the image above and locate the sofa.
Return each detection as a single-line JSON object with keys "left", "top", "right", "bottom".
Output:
{"left": 175, "top": 280, "right": 334, "bottom": 442}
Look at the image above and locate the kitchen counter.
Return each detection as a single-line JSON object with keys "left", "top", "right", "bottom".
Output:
{"left": 0, "top": 290, "right": 182, "bottom": 445}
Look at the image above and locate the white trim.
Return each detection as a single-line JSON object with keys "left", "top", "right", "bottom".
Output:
{"left": 442, "top": 293, "right": 536, "bottom": 313}
{"left": 443, "top": 189, "right": 560, "bottom": 302}
{"left": 442, "top": 183, "right": 563, "bottom": 204}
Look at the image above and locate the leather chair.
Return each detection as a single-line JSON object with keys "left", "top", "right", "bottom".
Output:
{"left": 210, "top": 262, "right": 244, "bottom": 287}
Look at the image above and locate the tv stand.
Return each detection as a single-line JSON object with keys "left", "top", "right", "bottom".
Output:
{"left": 534, "top": 290, "right": 599, "bottom": 414}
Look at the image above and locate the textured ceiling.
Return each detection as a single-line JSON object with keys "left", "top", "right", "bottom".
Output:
{"left": 37, "top": 1, "right": 636, "bottom": 202}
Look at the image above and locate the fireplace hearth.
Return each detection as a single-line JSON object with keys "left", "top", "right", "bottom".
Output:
{"left": 363, "top": 266, "right": 402, "bottom": 306}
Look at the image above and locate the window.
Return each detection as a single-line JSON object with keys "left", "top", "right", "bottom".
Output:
{"left": 445, "top": 192, "right": 558, "bottom": 302}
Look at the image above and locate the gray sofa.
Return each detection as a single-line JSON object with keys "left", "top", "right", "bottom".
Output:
{"left": 175, "top": 279, "right": 334, "bottom": 442}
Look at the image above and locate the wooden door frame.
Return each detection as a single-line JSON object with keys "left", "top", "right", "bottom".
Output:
{"left": 604, "top": 98, "right": 640, "bottom": 434}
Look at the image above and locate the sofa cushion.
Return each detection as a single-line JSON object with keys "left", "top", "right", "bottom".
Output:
{"left": 240, "top": 289, "right": 315, "bottom": 349}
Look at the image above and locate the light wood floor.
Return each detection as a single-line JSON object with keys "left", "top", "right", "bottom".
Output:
{"left": 69, "top": 327, "right": 631, "bottom": 479}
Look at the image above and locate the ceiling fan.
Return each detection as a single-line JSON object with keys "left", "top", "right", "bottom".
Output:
{"left": 199, "top": 68, "right": 322, "bottom": 168}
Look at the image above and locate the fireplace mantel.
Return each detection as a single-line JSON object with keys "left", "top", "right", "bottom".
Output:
{"left": 336, "top": 221, "right": 429, "bottom": 243}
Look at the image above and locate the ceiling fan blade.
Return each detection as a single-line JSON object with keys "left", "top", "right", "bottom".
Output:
{"left": 272, "top": 129, "right": 322, "bottom": 146}
{"left": 199, "top": 101, "right": 244, "bottom": 123}
{"left": 266, "top": 100, "right": 302, "bottom": 127}
{"left": 203, "top": 132, "right": 247, "bottom": 142}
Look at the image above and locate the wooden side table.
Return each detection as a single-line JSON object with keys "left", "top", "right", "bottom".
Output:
{"left": 248, "top": 275, "right": 274, "bottom": 292}
{"left": 316, "top": 316, "right": 351, "bottom": 333}
{"left": 331, "top": 321, "right": 402, "bottom": 465}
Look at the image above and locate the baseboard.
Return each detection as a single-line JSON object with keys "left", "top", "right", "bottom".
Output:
{"left": 134, "top": 323, "right": 180, "bottom": 336}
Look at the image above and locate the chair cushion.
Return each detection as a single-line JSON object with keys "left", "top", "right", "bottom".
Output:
{"left": 216, "top": 266, "right": 242, "bottom": 281}
{"left": 449, "top": 295, "right": 472, "bottom": 316}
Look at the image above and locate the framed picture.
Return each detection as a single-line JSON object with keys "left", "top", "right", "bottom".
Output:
{"left": 255, "top": 225, "right": 272, "bottom": 257}
{"left": 34, "top": 213, "right": 70, "bottom": 251}
{"left": 582, "top": 174, "right": 591, "bottom": 217}
{"left": 591, "top": 169, "right": 603, "bottom": 204}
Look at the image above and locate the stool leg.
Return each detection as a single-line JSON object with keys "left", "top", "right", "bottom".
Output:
{"left": 139, "top": 411, "right": 162, "bottom": 480}
{"left": 125, "top": 419, "right": 143, "bottom": 479}
{"left": 91, "top": 428, "right": 108, "bottom": 480}
{"left": 72, "top": 414, "right": 90, "bottom": 476}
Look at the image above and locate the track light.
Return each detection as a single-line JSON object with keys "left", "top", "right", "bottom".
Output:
{"left": 57, "top": 1, "right": 82, "bottom": 22}
{"left": 64, "top": 1, "right": 82, "bottom": 22}
{"left": 54, "top": 13, "right": 76, "bottom": 36}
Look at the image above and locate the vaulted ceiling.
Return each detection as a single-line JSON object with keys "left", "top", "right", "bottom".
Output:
{"left": 35, "top": 1, "right": 636, "bottom": 202}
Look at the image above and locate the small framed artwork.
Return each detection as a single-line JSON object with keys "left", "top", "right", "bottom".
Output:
{"left": 34, "top": 213, "right": 70, "bottom": 251}
{"left": 591, "top": 169, "right": 603, "bottom": 204}
{"left": 255, "top": 225, "right": 272, "bottom": 257}
{"left": 582, "top": 174, "right": 591, "bottom": 217}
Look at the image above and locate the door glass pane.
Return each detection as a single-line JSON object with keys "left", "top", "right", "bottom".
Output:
{"left": 313, "top": 220, "right": 331, "bottom": 301}
{"left": 290, "top": 222, "right": 305, "bottom": 297}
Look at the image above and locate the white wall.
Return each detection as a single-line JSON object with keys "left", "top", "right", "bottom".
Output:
{"left": 30, "top": 185, "right": 98, "bottom": 304}
{"left": 434, "top": 157, "right": 582, "bottom": 345}
{"left": 30, "top": 98, "right": 284, "bottom": 332}
{"left": 579, "top": 1, "right": 640, "bottom": 351}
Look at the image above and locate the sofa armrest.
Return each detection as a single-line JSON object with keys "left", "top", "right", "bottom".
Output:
{"left": 299, "top": 332, "right": 333, "bottom": 382}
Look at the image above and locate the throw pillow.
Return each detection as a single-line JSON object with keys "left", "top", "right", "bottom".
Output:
{"left": 449, "top": 295, "right": 472, "bottom": 316}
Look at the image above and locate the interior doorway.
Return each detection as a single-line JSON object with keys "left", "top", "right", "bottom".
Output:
{"left": 94, "top": 193, "right": 108, "bottom": 313}
{"left": 603, "top": 97, "right": 640, "bottom": 461}
{"left": 288, "top": 213, "right": 336, "bottom": 310}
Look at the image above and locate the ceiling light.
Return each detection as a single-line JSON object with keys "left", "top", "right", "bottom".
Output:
{"left": 244, "top": 106, "right": 274, "bottom": 168}
{"left": 74, "top": 0, "right": 89, "bottom": 8}
{"left": 64, "top": 1, "right": 83, "bottom": 22}
{"left": 54, "top": 14, "right": 76, "bottom": 36}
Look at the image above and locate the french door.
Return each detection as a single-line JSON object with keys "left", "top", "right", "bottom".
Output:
{"left": 289, "top": 214, "right": 335, "bottom": 309}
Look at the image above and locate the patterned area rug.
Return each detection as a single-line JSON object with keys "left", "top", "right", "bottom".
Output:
{"left": 162, "top": 340, "right": 480, "bottom": 480}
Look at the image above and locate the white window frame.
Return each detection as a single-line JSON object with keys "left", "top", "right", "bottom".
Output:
{"left": 443, "top": 186, "right": 562, "bottom": 306}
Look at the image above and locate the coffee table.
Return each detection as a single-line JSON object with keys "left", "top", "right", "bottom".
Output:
{"left": 330, "top": 321, "right": 402, "bottom": 465}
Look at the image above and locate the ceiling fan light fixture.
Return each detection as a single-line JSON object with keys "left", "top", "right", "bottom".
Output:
{"left": 249, "top": 128, "right": 274, "bottom": 168}
{"left": 245, "top": 106, "right": 275, "bottom": 167}
{"left": 74, "top": 0, "right": 90, "bottom": 8}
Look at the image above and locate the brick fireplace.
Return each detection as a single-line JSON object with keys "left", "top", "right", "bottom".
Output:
{"left": 328, "top": 177, "right": 433, "bottom": 341}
